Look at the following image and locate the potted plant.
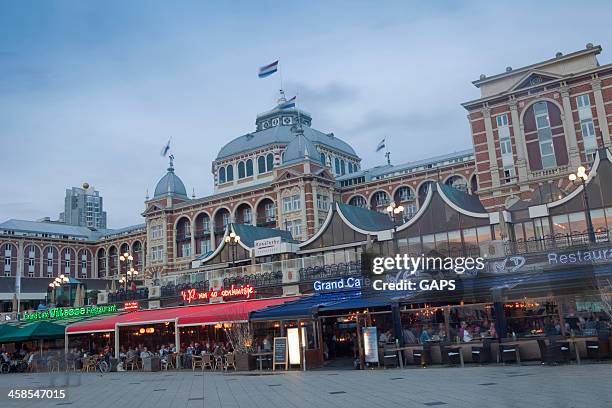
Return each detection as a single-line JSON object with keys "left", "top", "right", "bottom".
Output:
{"left": 224, "top": 323, "right": 256, "bottom": 371}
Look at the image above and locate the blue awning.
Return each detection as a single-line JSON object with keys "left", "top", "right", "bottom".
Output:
{"left": 249, "top": 291, "right": 362, "bottom": 321}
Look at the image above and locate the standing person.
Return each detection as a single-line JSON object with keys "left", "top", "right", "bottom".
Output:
{"left": 420, "top": 326, "right": 431, "bottom": 344}
{"left": 262, "top": 335, "right": 272, "bottom": 352}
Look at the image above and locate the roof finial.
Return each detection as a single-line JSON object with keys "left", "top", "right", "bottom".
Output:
{"left": 192, "top": 188, "right": 196, "bottom": 199}
{"left": 145, "top": 189, "right": 149, "bottom": 200}
{"left": 168, "top": 154, "right": 175, "bottom": 172}
{"left": 277, "top": 89, "right": 287, "bottom": 104}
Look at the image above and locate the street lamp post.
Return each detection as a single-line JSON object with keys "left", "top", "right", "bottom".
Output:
{"left": 224, "top": 232, "right": 241, "bottom": 268}
{"left": 119, "top": 252, "right": 138, "bottom": 291}
{"left": 386, "top": 202, "right": 405, "bottom": 254}
{"left": 568, "top": 166, "right": 596, "bottom": 244}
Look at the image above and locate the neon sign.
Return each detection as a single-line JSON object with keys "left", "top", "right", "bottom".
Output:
{"left": 180, "top": 284, "right": 255, "bottom": 304}
{"left": 124, "top": 301, "right": 139, "bottom": 312}
{"left": 313, "top": 277, "right": 362, "bottom": 292}
{"left": 23, "top": 305, "right": 118, "bottom": 321}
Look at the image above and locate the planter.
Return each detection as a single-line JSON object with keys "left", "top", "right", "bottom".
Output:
{"left": 235, "top": 353, "right": 256, "bottom": 371}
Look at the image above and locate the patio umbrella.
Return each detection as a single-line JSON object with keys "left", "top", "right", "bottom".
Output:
{"left": 50, "top": 288, "right": 56, "bottom": 305}
{"left": 81, "top": 286, "right": 87, "bottom": 306}
{"left": 12, "top": 294, "right": 17, "bottom": 312}
{"left": 498, "top": 209, "right": 508, "bottom": 240}
{"left": 74, "top": 285, "right": 81, "bottom": 307}
{"left": 105, "top": 282, "right": 109, "bottom": 292}
{"left": 110, "top": 279, "right": 116, "bottom": 293}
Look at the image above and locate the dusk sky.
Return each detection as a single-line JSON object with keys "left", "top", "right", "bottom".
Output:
{"left": 1, "top": 1, "right": 611, "bottom": 227}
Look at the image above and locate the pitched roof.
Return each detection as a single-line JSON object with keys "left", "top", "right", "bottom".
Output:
{"left": 231, "top": 223, "right": 297, "bottom": 248}
{"left": 336, "top": 202, "right": 396, "bottom": 231}
{"left": 437, "top": 183, "right": 487, "bottom": 214}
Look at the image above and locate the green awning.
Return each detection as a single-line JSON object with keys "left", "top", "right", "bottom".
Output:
{"left": 0, "top": 321, "right": 66, "bottom": 343}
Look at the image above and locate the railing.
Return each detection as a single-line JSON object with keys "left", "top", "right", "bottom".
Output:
{"left": 160, "top": 280, "right": 209, "bottom": 298}
{"left": 299, "top": 261, "right": 362, "bottom": 281}
{"left": 194, "top": 230, "right": 211, "bottom": 238}
{"left": 107, "top": 287, "right": 149, "bottom": 302}
{"left": 222, "top": 271, "right": 282, "bottom": 288}
{"left": 256, "top": 217, "right": 276, "bottom": 228}
{"left": 528, "top": 165, "right": 569, "bottom": 181}
{"left": 504, "top": 230, "right": 610, "bottom": 255}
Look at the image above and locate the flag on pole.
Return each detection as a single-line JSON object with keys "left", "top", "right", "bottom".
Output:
{"left": 278, "top": 95, "right": 296, "bottom": 110}
{"left": 376, "top": 138, "right": 386, "bottom": 152}
{"left": 160, "top": 139, "right": 171, "bottom": 157}
{"left": 258, "top": 60, "right": 279, "bottom": 78}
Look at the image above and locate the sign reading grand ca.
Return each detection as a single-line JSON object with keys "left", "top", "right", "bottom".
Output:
{"left": 23, "top": 305, "right": 118, "bottom": 321}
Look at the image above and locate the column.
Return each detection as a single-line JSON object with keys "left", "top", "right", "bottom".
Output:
{"left": 509, "top": 99, "right": 528, "bottom": 187}
{"left": 190, "top": 219, "right": 196, "bottom": 259}
{"left": 591, "top": 78, "right": 611, "bottom": 148}
{"left": 311, "top": 181, "right": 320, "bottom": 231}
{"left": 482, "top": 107, "right": 501, "bottom": 191}
{"left": 560, "top": 85, "right": 581, "bottom": 168}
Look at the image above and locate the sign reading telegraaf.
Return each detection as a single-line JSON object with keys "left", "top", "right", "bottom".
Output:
{"left": 254, "top": 237, "right": 282, "bottom": 257}
{"left": 23, "top": 305, "right": 118, "bottom": 321}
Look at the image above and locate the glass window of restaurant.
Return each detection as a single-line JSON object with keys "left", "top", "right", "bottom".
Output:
{"left": 462, "top": 228, "right": 478, "bottom": 257}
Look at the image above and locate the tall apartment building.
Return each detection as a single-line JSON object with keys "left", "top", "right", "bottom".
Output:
{"left": 59, "top": 184, "right": 107, "bottom": 229}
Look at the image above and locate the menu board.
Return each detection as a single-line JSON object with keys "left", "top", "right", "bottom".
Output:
{"left": 363, "top": 327, "right": 379, "bottom": 363}
{"left": 273, "top": 337, "right": 288, "bottom": 370}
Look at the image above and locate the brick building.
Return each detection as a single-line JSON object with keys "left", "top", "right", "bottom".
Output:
{"left": 1, "top": 44, "right": 611, "bottom": 311}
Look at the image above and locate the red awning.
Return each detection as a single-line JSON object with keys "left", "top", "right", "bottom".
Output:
{"left": 177, "top": 297, "right": 299, "bottom": 326}
{"left": 66, "top": 297, "right": 298, "bottom": 334}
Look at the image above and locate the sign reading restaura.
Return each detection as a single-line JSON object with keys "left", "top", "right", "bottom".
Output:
{"left": 180, "top": 284, "right": 255, "bottom": 304}
{"left": 23, "top": 304, "right": 118, "bottom": 321}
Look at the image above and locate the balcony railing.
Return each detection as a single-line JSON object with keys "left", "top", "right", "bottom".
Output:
{"left": 504, "top": 230, "right": 610, "bottom": 256}
{"left": 108, "top": 287, "right": 149, "bottom": 303}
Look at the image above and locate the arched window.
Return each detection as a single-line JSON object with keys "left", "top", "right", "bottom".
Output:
{"left": 246, "top": 159, "right": 253, "bottom": 177}
{"left": 349, "top": 196, "right": 366, "bottom": 208}
{"left": 226, "top": 164, "right": 234, "bottom": 181}
{"left": 340, "top": 159, "right": 345, "bottom": 175}
{"left": 348, "top": 162, "right": 353, "bottom": 173}
{"left": 523, "top": 100, "right": 568, "bottom": 170}
{"left": 238, "top": 161, "right": 245, "bottom": 179}
{"left": 258, "top": 156, "right": 266, "bottom": 173}
{"left": 334, "top": 158, "right": 340, "bottom": 174}
{"left": 266, "top": 153, "right": 274, "bottom": 171}
{"left": 219, "top": 167, "right": 226, "bottom": 183}
{"left": 320, "top": 153, "right": 326, "bottom": 165}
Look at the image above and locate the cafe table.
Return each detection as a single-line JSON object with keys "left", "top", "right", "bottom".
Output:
{"left": 251, "top": 352, "right": 273, "bottom": 371}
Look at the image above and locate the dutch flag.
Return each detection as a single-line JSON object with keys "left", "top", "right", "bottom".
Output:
{"left": 376, "top": 138, "right": 386, "bottom": 152}
{"left": 278, "top": 96, "right": 296, "bottom": 110}
{"left": 258, "top": 60, "right": 279, "bottom": 78}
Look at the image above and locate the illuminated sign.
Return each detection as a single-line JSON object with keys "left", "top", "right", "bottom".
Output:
{"left": 180, "top": 284, "right": 255, "bottom": 304}
{"left": 313, "top": 277, "right": 362, "bottom": 292}
{"left": 363, "top": 327, "right": 379, "bottom": 363}
{"left": 23, "top": 305, "right": 118, "bottom": 321}
{"left": 124, "top": 301, "right": 139, "bottom": 312}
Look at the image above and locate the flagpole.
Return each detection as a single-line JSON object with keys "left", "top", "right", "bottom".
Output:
{"left": 278, "top": 60, "right": 284, "bottom": 93}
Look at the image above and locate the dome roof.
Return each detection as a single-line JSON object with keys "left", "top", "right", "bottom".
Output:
{"left": 153, "top": 158, "right": 188, "bottom": 200}
{"left": 282, "top": 131, "right": 319, "bottom": 164}
{"left": 216, "top": 104, "right": 358, "bottom": 160}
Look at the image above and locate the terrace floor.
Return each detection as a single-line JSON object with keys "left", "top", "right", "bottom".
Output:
{"left": 1, "top": 363, "right": 610, "bottom": 408}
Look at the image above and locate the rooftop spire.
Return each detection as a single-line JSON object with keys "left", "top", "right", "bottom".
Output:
{"left": 168, "top": 154, "right": 175, "bottom": 172}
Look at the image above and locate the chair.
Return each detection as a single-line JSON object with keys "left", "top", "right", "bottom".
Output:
{"left": 125, "top": 356, "right": 140, "bottom": 371}
{"left": 412, "top": 346, "right": 430, "bottom": 367}
{"left": 202, "top": 354, "right": 213, "bottom": 370}
{"left": 499, "top": 343, "right": 519, "bottom": 364}
{"left": 382, "top": 345, "right": 398, "bottom": 368}
{"left": 537, "top": 339, "right": 566, "bottom": 365}
{"left": 471, "top": 339, "right": 492, "bottom": 364}
{"left": 444, "top": 346, "right": 462, "bottom": 365}
{"left": 47, "top": 359, "right": 60, "bottom": 373}
{"left": 82, "top": 357, "right": 96, "bottom": 372}
{"left": 586, "top": 340, "right": 604, "bottom": 360}
{"left": 192, "top": 355, "right": 203, "bottom": 371}
{"left": 224, "top": 353, "right": 236, "bottom": 371}
{"left": 214, "top": 355, "right": 224, "bottom": 370}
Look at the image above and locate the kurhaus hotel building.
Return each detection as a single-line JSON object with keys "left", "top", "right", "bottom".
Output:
{"left": 1, "top": 45, "right": 612, "bottom": 368}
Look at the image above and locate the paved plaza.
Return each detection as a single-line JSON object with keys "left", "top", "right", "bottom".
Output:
{"left": 0, "top": 363, "right": 610, "bottom": 408}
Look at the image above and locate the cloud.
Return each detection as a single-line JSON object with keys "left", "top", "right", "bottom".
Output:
{"left": 285, "top": 81, "right": 360, "bottom": 107}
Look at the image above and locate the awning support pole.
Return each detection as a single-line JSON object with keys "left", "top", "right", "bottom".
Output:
{"left": 175, "top": 319, "right": 181, "bottom": 369}
{"left": 114, "top": 324, "right": 119, "bottom": 359}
